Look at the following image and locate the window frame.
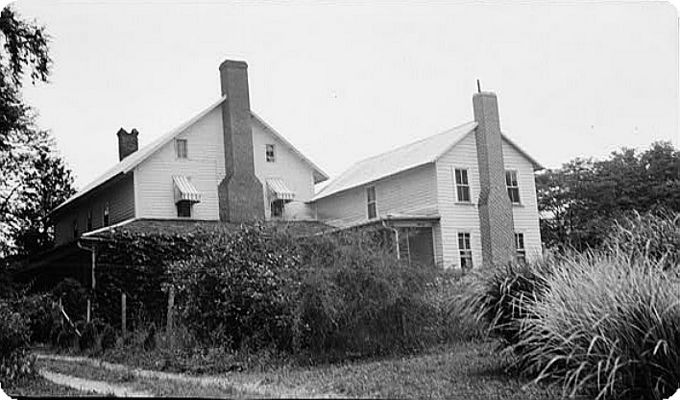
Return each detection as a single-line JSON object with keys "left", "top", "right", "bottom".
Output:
{"left": 453, "top": 167, "right": 471, "bottom": 203}
{"left": 515, "top": 232, "right": 526, "bottom": 264}
{"left": 366, "top": 186, "right": 377, "bottom": 220}
{"left": 265, "top": 144, "right": 276, "bottom": 163}
{"left": 505, "top": 170, "right": 521, "bottom": 204}
{"left": 458, "top": 232, "right": 473, "bottom": 270}
{"left": 270, "top": 199, "right": 284, "bottom": 218}
{"left": 175, "top": 138, "right": 188, "bottom": 159}
{"left": 176, "top": 201, "right": 192, "bottom": 218}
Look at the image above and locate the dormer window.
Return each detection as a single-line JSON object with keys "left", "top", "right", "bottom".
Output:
{"left": 266, "top": 144, "right": 275, "bottom": 162}
{"left": 175, "top": 139, "right": 188, "bottom": 159}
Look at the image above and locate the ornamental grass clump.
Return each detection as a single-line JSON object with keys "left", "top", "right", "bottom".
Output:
{"left": 516, "top": 252, "right": 680, "bottom": 400}
{"left": 453, "top": 259, "right": 552, "bottom": 347}
{"left": 605, "top": 209, "right": 680, "bottom": 273}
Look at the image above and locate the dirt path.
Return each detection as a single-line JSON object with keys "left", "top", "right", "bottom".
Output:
{"left": 37, "top": 369, "right": 152, "bottom": 397}
{"left": 35, "top": 353, "right": 339, "bottom": 398}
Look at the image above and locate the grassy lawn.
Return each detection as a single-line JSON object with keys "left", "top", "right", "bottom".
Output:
{"left": 37, "top": 340, "right": 562, "bottom": 399}
{"left": 3, "top": 374, "right": 95, "bottom": 397}
{"left": 240, "top": 341, "right": 561, "bottom": 399}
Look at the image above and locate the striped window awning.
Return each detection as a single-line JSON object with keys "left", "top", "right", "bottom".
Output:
{"left": 173, "top": 176, "right": 201, "bottom": 203}
{"left": 266, "top": 178, "right": 295, "bottom": 201}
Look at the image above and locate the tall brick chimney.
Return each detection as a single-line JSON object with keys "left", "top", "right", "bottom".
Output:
{"left": 473, "top": 91, "right": 515, "bottom": 267}
{"left": 117, "top": 128, "right": 138, "bottom": 161}
{"left": 217, "top": 60, "right": 265, "bottom": 222}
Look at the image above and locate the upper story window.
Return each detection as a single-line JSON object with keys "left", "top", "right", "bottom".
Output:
{"left": 458, "top": 232, "right": 473, "bottom": 270}
{"left": 454, "top": 168, "right": 471, "bottom": 202}
{"left": 175, "top": 139, "right": 188, "bottom": 159}
{"left": 515, "top": 233, "right": 526, "bottom": 264}
{"left": 366, "top": 186, "right": 377, "bottom": 219}
{"left": 73, "top": 219, "right": 78, "bottom": 239}
{"left": 506, "top": 170, "right": 521, "bottom": 204}
{"left": 87, "top": 210, "right": 93, "bottom": 231}
{"left": 103, "top": 202, "right": 110, "bottom": 226}
{"left": 266, "top": 144, "right": 275, "bottom": 162}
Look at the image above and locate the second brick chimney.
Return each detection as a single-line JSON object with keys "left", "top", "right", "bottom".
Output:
{"left": 473, "top": 91, "right": 515, "bottom": 267}
{"left": 117, "top": 128, "right": 138, "bottom": 161}
{"left": 217, "top": 60, "right": 265, "bottom": 222}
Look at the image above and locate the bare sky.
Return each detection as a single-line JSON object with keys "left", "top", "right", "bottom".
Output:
{"left": 11, "top": 0, "right": 680, "bottom": 189}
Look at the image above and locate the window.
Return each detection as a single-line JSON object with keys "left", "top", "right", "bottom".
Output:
{"left": 87, "top": 210, "right": 93, "bottom": 231}
{"left": 266, "top": 144, "right": 275, "bottom": 162}
{"left": 176, "top": 201, "right": 191, "bottom": 218}
{"left": 271, "top": 199, "right": 284, "bottom": 218}
{"left": 515, "top": 233, "right": 526, "bottom": 264}
{"left": 73, "top": 219, "right": 78, "bottom": 239}
{"left": 506, "top": 170, "right": 521, "bottom": 204}
{"left": 103, "top": 203, "right": 110, "bottom": 226}
{"left": 175, "top": 139, "right": 188, "bottom": 159}
{"left": 366, "top": 186, "right": 377, "bottom": 219}
{"left": 454, "top": 168, "right": 471, "bottom": 202}
{"left": 458, "top": 232, "right": 473, "bottom": 269}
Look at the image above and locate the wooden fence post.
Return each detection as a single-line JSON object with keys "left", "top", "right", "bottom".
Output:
{"left": 121, "top": 293, "right": 127, "bottom": 338}
{"left": 166, "top": 286, "right": 175, "bottom": 347}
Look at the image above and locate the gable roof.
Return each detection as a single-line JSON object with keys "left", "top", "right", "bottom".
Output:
{"left": 52, "top": 97, "right": 328, "bottom": 215}
{"left": 312, "top": 121, "right": 543, "bottom": 201}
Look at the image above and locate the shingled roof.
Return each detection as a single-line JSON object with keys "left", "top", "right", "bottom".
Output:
{"left": 313, "top": 121, "right": 542, "bottom": 201}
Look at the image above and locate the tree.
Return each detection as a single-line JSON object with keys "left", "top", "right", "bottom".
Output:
{"left": 0, "top": 6, "right": 74, "bottom": 258}
{"left": 537, "top": 141, "right": 680, "bottom": 251}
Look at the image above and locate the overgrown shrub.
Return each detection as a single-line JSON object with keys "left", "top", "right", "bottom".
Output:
{"left": 0, "top": 301, "right": 33, "bottom": 381}
{"left": 169, "top": 224, "right": 301, "bottom": 351}
{"left": 605, "top": 209, "right": 680, "bottom": 272}
{"left": 13, "top": 293, "right": 58, "bottom": 343}
{"left": 294, "top": 229, "right": 441, "bottom": 359}
{"left": 516, "top": 253, "right": 680, "bottom": 400}
{"left": 52, "top": 278, "right": 87, "bottom": 321}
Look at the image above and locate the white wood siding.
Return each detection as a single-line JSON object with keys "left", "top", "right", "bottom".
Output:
{"left": 134, "top": 107, "right": 225, "bottom": 220}
{"left": 435, "top": 132, "right": 542, "bottom": 269}
{"left": 502, "top": 141, "right": 542, "bottom": 261}
{"left": 252, "top": 119, "right": 316, "bottom": 220}
{"left": 315, "top": 164, "right": 438, "bottom": 227}
{"left": 435, "top": 132, "right": 484, "bottom": 269}
{"left": 133, "top": 108, "right": 318, "bottom": 221}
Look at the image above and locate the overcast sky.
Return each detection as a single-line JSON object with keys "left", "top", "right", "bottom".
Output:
{"left": 12, "top": 0, "right": 680, "bottom": 189}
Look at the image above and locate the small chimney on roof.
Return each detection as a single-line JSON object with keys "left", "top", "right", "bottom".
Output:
{"left": 117, "top": 128, "right": 139, "bottom": 161}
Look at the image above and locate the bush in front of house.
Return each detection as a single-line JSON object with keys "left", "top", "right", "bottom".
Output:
{"left": 0, "top": 300, "right": 34, "bottom": 381}
{"left": 169, "top": 223, "right": 301, "bottom": 352}
{"left": 294, "top": 229, "right": 441, "bottom": 359}
{"left": 516, "top": 253, "right": 680, "bottom": 400}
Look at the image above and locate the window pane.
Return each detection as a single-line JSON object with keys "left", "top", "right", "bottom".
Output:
{"left": 455, "top": 169, "right": 461, "bottom": 183}
{"left": 368, "top": 202, "right": 377, "bottom": 219}
{"left": 177, "top": 201, "right": 191, "bottom": 218}
{"left": 266, "top": 144, "right": 275, "bottom": 162}
{"left": 508, "top": 187, "right": 520, "bottom": 203}
{"left": 461, "top": 169, "right": 468, "bottom": 184}
{"left": 367, "top": 186, "right": 376, "bottom": 202}
{"left": 458, "top": 186, "right": 470, "bottom": 202}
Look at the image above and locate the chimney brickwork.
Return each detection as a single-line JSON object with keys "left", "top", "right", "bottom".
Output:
{"left": 217, "top": 60, "right": 265, "bottom": 222}
{"left": 117, "top": 128, "right": 138, "bottom": 161}
{"left": 473, "top": 92, "right": 515, "bottom": 267}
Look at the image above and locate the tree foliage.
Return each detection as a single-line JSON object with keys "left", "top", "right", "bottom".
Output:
{"left": 0, "top": 6, "right": 75, "bottom": 258}
{"left": 537, "top": 142, "right": 680, "bottom": 250}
